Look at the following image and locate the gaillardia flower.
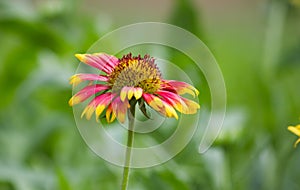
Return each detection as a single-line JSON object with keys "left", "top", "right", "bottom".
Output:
{"left": 69, "top": 53, "right": 200, "bottom": 123}
{"left": 288, "top": 124, "right": 300, "bottom": 147}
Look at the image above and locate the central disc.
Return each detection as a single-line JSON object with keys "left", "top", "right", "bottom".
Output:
{"left": 108, "top": 53, "right": 162, "bottom": 93}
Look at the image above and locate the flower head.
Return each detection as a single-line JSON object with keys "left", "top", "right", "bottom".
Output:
{"left": 288, "top": 124, "right": 300, "bottom": 147}
{"left": 69, "top": 53, "right": 200, "bottom": 123}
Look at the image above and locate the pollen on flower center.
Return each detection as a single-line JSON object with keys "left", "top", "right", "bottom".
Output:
{"left": 108, "top": 53, "right": 162, "bottom": 94}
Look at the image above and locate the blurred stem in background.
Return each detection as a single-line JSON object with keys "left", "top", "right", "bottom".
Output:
{"left": 169, "top": 0, "right": 203, "bottom": 38}
{"left": 261, "top": 1, "right": 292, "bottom": 190}
{"left": 262, "top": 0, "right": 288, "bottom": 80}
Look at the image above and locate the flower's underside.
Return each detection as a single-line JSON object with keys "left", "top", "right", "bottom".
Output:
{"left": 69, "top": 53, "right": 200, "bottom": 123}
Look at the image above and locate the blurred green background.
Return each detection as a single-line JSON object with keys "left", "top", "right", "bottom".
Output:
{"left": 0, "top": 0, "right": 300, "bottom": 189}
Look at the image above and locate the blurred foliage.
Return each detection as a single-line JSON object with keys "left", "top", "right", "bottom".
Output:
{"left": 0, "top": 0, "right": 300, "bottom": 190}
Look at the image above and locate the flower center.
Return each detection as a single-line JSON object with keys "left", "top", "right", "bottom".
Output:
{"left": 108, "top": 53, "right": 162, "bottom": 94}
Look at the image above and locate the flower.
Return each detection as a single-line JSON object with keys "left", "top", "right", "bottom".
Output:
{"left": 69, "top": 53, "right": 200, "bottom": 123}
{"left": 288, "top": 124, "right": 300, "bottom": 147}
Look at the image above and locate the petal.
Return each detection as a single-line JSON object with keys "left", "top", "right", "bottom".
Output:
{"left": 81, "top": 93, "right": 114, "bottom": 120}
{"left": 156, "top": 90, "right": 200, "bottom": 114}
{"left": 120, "top": 87, "right": 142, "bottom": 101}
{"left": 161, "top": 100, "right": 178, "bottom": 119}
{"left": 162, "top": 80, "right": 199, "bottom": 97}
{"left": 81, "top": 105, "right": 95, "bottom": 120}
{"left": 70, "top": 74, "right": 108, "bottom": 86}
{"left": 69, "top": 84, "right": 110, "bottom": 106}
{"left": 127, "top": 87, "right": 134, "bottom": 100}
{"left": 95, "top": 93, "right": 115, "bottom": 119}
{"left": 75, "top": 53, "right": 119, "bottom": 74}
{"left": 142, "top": 93, "right": 163, "bottom": 112}
{"left": 133, "top": 87, "right": 143, "bottom": 100}
{"left": 180, "top": 97, "right": 200, "bottom": 114}
{"left": 288, "top": 126, "right": 300, "bottom": 137}
{"left": 156, "top": 90, "right": 185, "bottom": 112}
{"left": 143, "top": 93, "right": 178, "bottom": 119}
{"left": 120, "top": 87, "right": 129, "bottom": 102}
{"left": 106, "top": 104, "right": 117, "bottom": 123}
{"left": 112, "top": 97, "right": 129, "bottom": 123}
{"left": 294, "top": 138, "right": 300, "bottom": 148}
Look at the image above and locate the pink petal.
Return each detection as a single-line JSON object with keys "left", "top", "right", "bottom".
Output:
{"left": 142, "top": 93, "right": 163, "bottom": 112}
{"left": 111, "top": 97, "right": 129, "bottom": 123}
{"left": 70, "top": 73, "right": 108, "bottom": 86}
{"left": 161, "top": 80, "right": 199, "bottom": 97}
{"left": 156, "top": 90, "right": 185, "bottom": 112}
{"left": 81, "top": 93, "right": 114, "bottom": 120}
{"left": 95, "top": 93, "right": 116, "bottom": 120}
{"left": 157, "top": 90, "right": 200, "bottom": 114}
{"left": 69, "top": 84, "right": 110, "bottom": 106}
{"left": 143, "top": 93, "right": 178, "bottom": 119}
{"left": 75, "top": 53, "right": 119, "bottom": 74}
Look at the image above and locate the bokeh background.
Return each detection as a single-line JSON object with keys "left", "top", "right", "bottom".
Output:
{"left": 0, "top": 0, "right": 300, "bottom": 189}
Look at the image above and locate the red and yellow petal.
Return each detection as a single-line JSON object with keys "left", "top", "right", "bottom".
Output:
{"left": 69, "top": 84, "right": 110, "bottom": 106}
{"left": 156, "top": 90, "right": 200, "bottom": 114}
{"left": 80, "top": 93, "right": 114, "bottom": 120}
{"left": 162, "top": 80, "right": 199, "bottom": 97}
{"left": 75, "top": 53, "right": 119, "bottom": 74}
{"left": 95, "top": 93, "right": 115, "bottom": 119}
{"left": 161, "top": 100, "right": 178, "bottom": 119}
{"left": 156, "top": 90, "right": 184, "bottom": 112}
{"left": 142, "top": 93, "right": 163, "bottom": 112}
{"left": 81, "top": 105, "right": 95, "bottom": 120}
{"left": 111, "top": 97, "right": 129, "bottom": 123}
{"left": 106, "top": 104, "right": 117, "bottom": 123}
{"left": 70, "top": 74, "right": 108, "bottom": 86}
{"left": 180, "top": 97, "right": 200, "bottom": 114}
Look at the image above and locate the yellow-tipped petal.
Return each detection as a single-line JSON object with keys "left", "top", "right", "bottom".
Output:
{"left": 85, "top": 108, "right": 94, "bottom": 120}
{"left": 294, "top": 138, "right": 300, "bottom": 148}
{"left": 69, "top": 75, "right": 82, "bottom": 86}
{"left": 134, "top": 88, "right": 143, "bottom": 100}
{"left": 96, "top": 105, "right": 106, "bottom": 118}
{"left": 153, "top": 96, "right": 163, "bottom": 107}
{"left": 106, "top": 107, "right": 112, "bottom": 122}
{"left": 182, "top": 100, "right": 200, "bottom": 114}
{"left": 194, "top": 88, "right": 200, "bottom": 96}
{"left": 127, "top": 88, "right": 134, "bottom": 100}
{"left": 81, "top": 107, "right": 87, "bottom": 118}
{"left": 120, "top": 88, "right": 128, "bottom": 102}
{"left": 106, "top": 105, "right": 116, "bottom": 123}
{"left": 173, "top": 102, "right": 184, "bottom": 113}
{"left": 165, "top": 104, "right": 178, "bottom": 119}
{"left": 75, "top": 54, "right": 86, "bottom": 62}
{"left": 288, "top": 126, "right": 300, "bottom": 136}
{"left": 178, "top": 87, "right": 200, "bottom": 97}
{"left": 148, "top": 96, "right": 163, "bottom": 111}
{"left": 68, "top": 97, "right": 76, "bottom": 106}
{"left": 81, "top": 106, "right": 94, "bottom": 120}
{"left": 81, "top": 106, "right": 93, "bottom": 119}
{"left": 117, "top": 111, "right": 126, "bottom": 123}
{"left": 109, "top": 113, "right": 116, "bottom": 123}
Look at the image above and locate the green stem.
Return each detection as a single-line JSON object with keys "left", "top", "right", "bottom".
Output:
{"left": 121, "top": 100, "right": 136, "bottom": 190}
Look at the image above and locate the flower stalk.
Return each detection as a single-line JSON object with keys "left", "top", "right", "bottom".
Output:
{"left": 121, "top": 99, "right": 137, "bottom": 190}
